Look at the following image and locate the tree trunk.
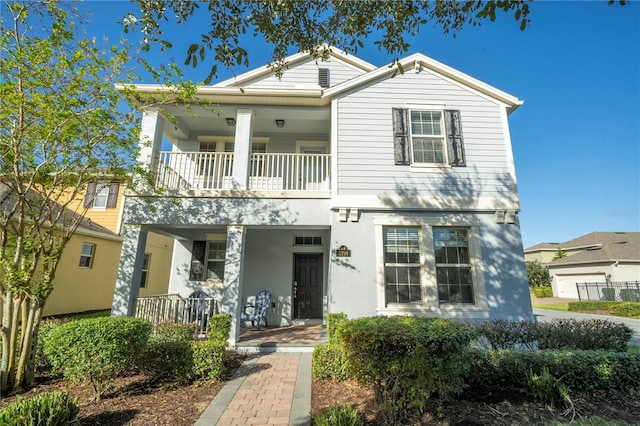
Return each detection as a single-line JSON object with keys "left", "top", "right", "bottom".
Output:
{"left": 15, "top": 298, "right": 39, "bottom": 389}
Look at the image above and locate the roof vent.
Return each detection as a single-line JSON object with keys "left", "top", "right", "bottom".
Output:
{"left": 318, "top": 68, "right": 330, "bottom": 88}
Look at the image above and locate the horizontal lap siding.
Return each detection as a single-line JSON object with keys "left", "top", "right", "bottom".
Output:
{"left": 336, "top": 71, "right": 515, "bottom": 199}
{"left": 244, "top": 59, "right": 365, "bottom": 88}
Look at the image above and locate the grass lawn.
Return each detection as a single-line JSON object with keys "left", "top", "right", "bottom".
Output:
{"left": 531, "top": 302, "right": 570, "bottom": 311}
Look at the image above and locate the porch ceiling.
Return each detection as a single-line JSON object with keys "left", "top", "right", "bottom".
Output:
{"left": 162, "top": 105, "right": 331, "bottom": 141}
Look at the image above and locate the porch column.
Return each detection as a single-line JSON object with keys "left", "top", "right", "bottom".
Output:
{"left": 221, "top": 225, "right": 246, "bottom": 346}
{"left": 231, "top": 109, "right": 253, "bottom": 189}
{"left": 136, "top": 109, "right": 164, "bottom": 190}
{"left": 112, "top": 225, "right": 148, "bottom": 317}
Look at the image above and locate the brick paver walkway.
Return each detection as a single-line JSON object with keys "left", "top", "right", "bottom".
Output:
{"left": 196, "top": 352, "right": 311, "bottom": 426}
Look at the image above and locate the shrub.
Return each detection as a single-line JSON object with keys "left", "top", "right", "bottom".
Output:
{"left": 533, "top": 287, "right": 546, "bottom": 298}
{"left": 0, "top": 391, "right": 79, "bottom": 426}
{"left": 35, "top": 318, "right": 64, "bottom": 372}
{"left": 338, "top": 316, "right": 472, "bottom": 424}
{"left": 138, "top": 323, "right": 196, "bottom": 381}
{"left": 312, "top": 404, "right": 363, "bottom": 426}
{"left": 208, "top": 313, "right": 232, "bottom": 344}
{"left": 537, "top": 319, "right": 632, "bottom": 352}
{"left": 472, "top": 320, "right": 537, "bottom": 350}
{"left": 44, "top": 316, "right": 152, "bottom": 399}
{"left": 543, "top": 286, "right": 553, "bottom": 297}
{"left": 312, "top": 344, "right": 347, "bottom": 381}
{"left": 191, "top": 340, "right": 227, "bottom": 382}
{"left": 568, "top": 301, "right": 622, "bottom": 312}
{"left": 466, "top": 349, "right": 640, "bottom": 394}
{"left": 326, "top": 312, "right": 348, "bottom": 345}
{"left": 528, "top": 367, "right": 571, "bottom": 408}
{"left": 611, "top": 302, "right": 640, "bottom": 318}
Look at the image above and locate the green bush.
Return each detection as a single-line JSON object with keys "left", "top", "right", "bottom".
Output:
{"left": 35, "top": 318, "right": 64, "bottom": 372}
{"left": 326, "top": 313, "right": 347, "bottom": 345}
{"left": 537, "top": 319, "right": 632, "bottom": 352}
{"left": 208, "top": 313, "right": 232, "bottom": 344}
{"left": 533, "top": 287, "right": 546, "bottom": 298}
{"left": 191, "top": 340, "right": 227, "bottom": 382}
{"left": 312, "top": 404, "right": 363, "bottom": 426}
{"left": 466, "top": 349, "right": 640, "bottom": 394}
{"left": 568, "top": 301, "right": 622, "bottom": 312}
{"left": 44, "top": 316, "right": 152, "bottom": 399}
{"left": 312, "top": 344, "right": 348, "bottom": 381}
{"left": 0, "top": 391, "right": 79, "bottom": 426}
{"left": 611, "top": 302, "right": 640, "bottom": 318}
{"left": 138, "top": 323, "right": 196, "bottom": 381}
{"left": 472, "top": 320, "right": 538, "bottom": 350}
{"left": 543, "top": 286, "right": 554, "bottom": 297}
{"left": 338, "top": 316, "right": 472, "bottom": 424}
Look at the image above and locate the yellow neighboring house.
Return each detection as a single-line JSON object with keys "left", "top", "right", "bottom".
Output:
{"left": 43, "top": 180, "right": 173, "bottom": 316}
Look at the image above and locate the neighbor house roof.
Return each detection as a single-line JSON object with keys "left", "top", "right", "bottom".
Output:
{"left": 524, "top": 242, "right": 560, "bottom": 252}
{"left": 546, "top": 232, "right": 640, "bottom": 267}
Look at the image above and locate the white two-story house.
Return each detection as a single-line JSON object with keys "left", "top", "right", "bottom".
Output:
{"left": 113, "top": 47, "right": 534, "bottom": 344}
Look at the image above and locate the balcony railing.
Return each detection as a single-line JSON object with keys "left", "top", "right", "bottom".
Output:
{"left": 135, "top": 294, "right": 220, "bottom": 336}
{"left": 153, "top": 151, "right": 330, "bottom": 192}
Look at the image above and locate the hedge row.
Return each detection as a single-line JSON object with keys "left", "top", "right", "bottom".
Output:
{"left": 472, "top": 318, "right": 633, "bottom": 352}
{"left": 568, "top": 301, "right": 640, "bottom": 318}
{"left": 465, "top": 349, "right": 640, "bottom": 393}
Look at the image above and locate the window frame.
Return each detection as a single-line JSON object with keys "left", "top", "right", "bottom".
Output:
{"left": 79, "top": 242, "right": 96, "bottom": 268}
{"left": 373, "top": 217, "right": 488, "bottom": 317}
{"left": 383, "top": 226, "right": 423, "bottom": 305}
{"left": 205, "top": 240, "right": 226, "bottom": 282}
{"left": 408, "top": 109, "right": 448, "bottom": 166}
{"left": 433, "top": 227, "right": 475, "bottom": 304}
{"left": 140, "top": 253, "right": 150, "bottom": 288}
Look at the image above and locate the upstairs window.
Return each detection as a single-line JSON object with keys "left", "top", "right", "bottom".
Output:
{"left": 140, "top": 253, "right": 150, "bottom": 288}
{"left": 392, "top": 108, "right": 466, "bottom": 167}
{"left": 84, "top": 182, "right": 119, "bottom": 209}
{"left": 410, "top": 110, "right": 446, "bottom": 164}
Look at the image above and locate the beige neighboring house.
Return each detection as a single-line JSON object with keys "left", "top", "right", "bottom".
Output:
{"left": 40, "top": 179, "right": 174, "bottom": 316}
{"left": 525, "top": 232, "right": 640, "bottom": 299}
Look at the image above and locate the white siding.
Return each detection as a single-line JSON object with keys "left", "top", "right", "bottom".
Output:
{"left": 335, "top": 70, "right": 517, "bottom": 205}
{"left": 242, "top": 57, "right": 365, "bottom": 89}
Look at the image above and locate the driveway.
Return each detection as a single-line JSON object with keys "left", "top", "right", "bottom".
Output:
{"left": 533, "top": 308, "right": 640, "bottom": 346}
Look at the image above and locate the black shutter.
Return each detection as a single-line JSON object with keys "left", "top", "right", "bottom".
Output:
{"left": 84, "top": 182, "right": 96, "bottom": 208}
{"left": 106, "top": 182, "right": 119, "bottom": 208}
{"left": 392, "top": 108, "right": 411, "bottom": 165}
{"left": 189, "top": 241, "right": 206, "bottom": 281}
{"left": 444, "top": 110, "right": 466, "bottom": 167}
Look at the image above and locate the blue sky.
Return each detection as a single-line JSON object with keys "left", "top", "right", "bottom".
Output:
{"left": 81, "top": 1, "right": 640, "bottom": 248}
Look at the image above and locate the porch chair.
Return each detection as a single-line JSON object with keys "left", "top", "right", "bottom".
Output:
{"left": 241, "top": 290, "right": 272, "bottom": 331}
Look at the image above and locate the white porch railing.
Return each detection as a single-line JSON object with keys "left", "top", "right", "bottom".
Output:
{"left": 135, "top": 294, "right": 220, "bottom": 336}
{"left": 153, "top": 151, "right": 330, "bottom": 191}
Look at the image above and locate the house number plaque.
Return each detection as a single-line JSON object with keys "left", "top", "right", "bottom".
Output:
{"left": 336, "top": 245, "right": 351, "bottom": 257}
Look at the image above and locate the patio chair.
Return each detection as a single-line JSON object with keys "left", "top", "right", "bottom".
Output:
{"left": 241, "top": 290, "right": 272, "bottom": 331}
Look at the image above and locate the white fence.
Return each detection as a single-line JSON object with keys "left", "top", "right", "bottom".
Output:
{"left": 135, "top": 294, "right": 220, "bottom": 336}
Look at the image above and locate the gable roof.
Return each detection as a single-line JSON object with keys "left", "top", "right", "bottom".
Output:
{"left": 118, "top": 47, "right": 523, "bottom": 113}
{"left": 524, "top": 242, "right": 560, "bottom": 253}
{"left": 546, "top": 232, "right": 640, "bottom": 266}
{"left": 212, "top": 45, "right": 377, "bottom": 88}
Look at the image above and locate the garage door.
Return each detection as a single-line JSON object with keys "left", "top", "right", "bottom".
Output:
{"left": 553, "top": 273, "right": 606, "bottom": 299}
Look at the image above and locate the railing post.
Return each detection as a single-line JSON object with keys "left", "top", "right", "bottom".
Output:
{"left": 577, "top": 282, "right": 582, "bottom": 301}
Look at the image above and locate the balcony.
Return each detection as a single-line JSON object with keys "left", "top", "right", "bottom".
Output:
{"left": 153, "top": 151, "right": 331, "bottom": 193}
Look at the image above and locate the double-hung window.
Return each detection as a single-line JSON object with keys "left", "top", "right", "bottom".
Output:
{"left": 383, "top": 227, "right": 422, "bottom": 304}
{"left": 392, "top": 108, "right": 465, "bottom": 167}
{"left": 206, "top": 241, "right": 226, "bottom": 281}
{"left": 433, "top": 228, "right": 474, "bottom": 304}
{"left": 79, "top": 243, "right": 95, "bottom": 268}
{"left": 140, "top": 253, "right": 150, "bottom": 288}
{"left": 410, "top": 110, "right": 446, "bottom": 164}
{"left": 84, "top": 182, "right": 119, "bottom": 209}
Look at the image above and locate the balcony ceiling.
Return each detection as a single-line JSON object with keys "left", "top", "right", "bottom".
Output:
{"left": 162, "top": 104, "right": 331, "bottom": 141}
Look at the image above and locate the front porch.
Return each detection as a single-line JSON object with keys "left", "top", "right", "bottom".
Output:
{"left": 134, "top": 294, "right": 327, "bottom": 351}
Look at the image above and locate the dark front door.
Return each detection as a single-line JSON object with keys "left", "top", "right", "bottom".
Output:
{"left": 294, "top": 253, "right": 323, "bottom": 319}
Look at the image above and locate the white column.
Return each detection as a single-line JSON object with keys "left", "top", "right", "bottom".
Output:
{"left": 136, "top": 109, "right": 164, "bottom": 190}
{"left": 231, "top": 109, "right": 253, "bottom": 189}
{"left": 221, "top": 225, "right": 246, "bottom": 346}
{"left": 112, "top": 225, "right": 148, "bottom": 316}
